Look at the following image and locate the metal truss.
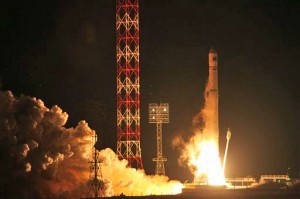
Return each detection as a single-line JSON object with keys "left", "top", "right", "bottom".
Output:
{"left": 87, "top": 134, "right": 104, "bottom": 198}
{"left": 149, "top": 103, "right": 169, "bottom": 175}
{"left": 116, "top": 0, "right": 143, "bottom": 169}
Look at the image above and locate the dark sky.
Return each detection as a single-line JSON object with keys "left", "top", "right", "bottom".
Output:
{"left": 1, "top": 0, "right": 299, "bottom": 182}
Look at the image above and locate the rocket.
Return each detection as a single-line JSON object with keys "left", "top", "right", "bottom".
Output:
{"left": 206, "top": 46, "right": 219, "bottom": 149}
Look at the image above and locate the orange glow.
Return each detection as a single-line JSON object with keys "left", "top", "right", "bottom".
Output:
{"left": 173, "top": 133, "right": 226, "bottom": 186}
{"left": 174, "top": 47, "right": 226, "bottom": 186}
{"left": 192, "top": 139, "right": 225, "bottom": 185}
{"left": 100, "top": 148, "right": 183, "bottom": 196}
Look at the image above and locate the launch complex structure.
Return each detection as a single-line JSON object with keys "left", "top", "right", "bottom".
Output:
{"left": 116, "top": 0, "right": 143, "bottom": 169}
{"left": 114, "top": 0, "right": 229, "bottom": 177}
{"left": 85, "top": 1, "right": 298, "bottom": 198}
{"left": 149, "top": 103, "right": 169, "bottom": 176}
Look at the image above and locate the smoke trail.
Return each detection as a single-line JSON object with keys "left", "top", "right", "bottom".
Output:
{"left": 0, "top": 91, "right": 95, "bottom": 198}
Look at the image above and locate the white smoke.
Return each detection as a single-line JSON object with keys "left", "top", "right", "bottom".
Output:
{"left": 99, "top": 148, "right": 183, "bottom": 196}
{"left": 0, "top": 91, "right": 95, "bottom": 198}
{"left": 0, "top": 91, "right": 183, "bottom": 198}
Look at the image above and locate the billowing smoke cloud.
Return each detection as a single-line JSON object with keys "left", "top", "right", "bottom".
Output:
{"left": 99, "top": 148, "right": 183, "bottom": 196}
{"left": 0, "top": 91, "right": 94, "bottom": 198}
{"left": 0, "top": 91, "right": 182, "bottom": 198}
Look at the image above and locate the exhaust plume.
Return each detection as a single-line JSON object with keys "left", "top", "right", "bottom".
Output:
{"left": 0, "top": 91, "right": 95, "bottom": 198}
{"left": 99, "top": 148, "right": 183, "bottom": 196}
{"left": 172, "top": 89, "right": 225, "bottom": 185}
{"left": 0, "top": 91, "right": 182, "bottom": 197}
{"left": 172, "top": 47, "right": 225, "bottom": 185}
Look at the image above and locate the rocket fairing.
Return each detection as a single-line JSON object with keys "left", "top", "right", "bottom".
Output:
{"left": 206, "top": 46, "right": 219, "bottom": 149}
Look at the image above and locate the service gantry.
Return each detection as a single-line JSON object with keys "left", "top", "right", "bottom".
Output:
{"left": 116, "top": 0, "right": 143, "bottom": 169}
{"left": 149, "top": 103, "right": 169, "bottom": 175}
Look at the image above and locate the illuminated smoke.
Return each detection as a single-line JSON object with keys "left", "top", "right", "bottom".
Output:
{"left": 99, "top": 148, "right": 183, "bottom": 196}
{"left": 0, "top": 91, "right": 182, "bottom": 197}
{"left": 0, "top": 91, "right": 95, "bottom": 198}
{"left": 172, "top": 81, "right": 225, "bottom": 185}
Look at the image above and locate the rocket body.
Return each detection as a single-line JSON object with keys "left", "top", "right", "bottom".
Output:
{"left": 205, "top": 47, "right": 219, "bottom": 149}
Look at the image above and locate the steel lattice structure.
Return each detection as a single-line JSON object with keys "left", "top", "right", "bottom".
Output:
{"left": 149, "top": 103, "right": 169, "bottom": 175}
{"left": 116, "top": 0, "right": 143, "bottom": 169}
{"left": 87, "top": 133, "right": 104, "bottom": 198}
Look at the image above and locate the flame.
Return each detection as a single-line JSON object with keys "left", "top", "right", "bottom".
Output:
{"left": 174, "top": 133, "right": 226, "bottom": 186}
{"left": 192, "top": 139, "right": 225, "bottom": 185}
{"left": 173, "top": 58, "right": 226, "bottom": 186}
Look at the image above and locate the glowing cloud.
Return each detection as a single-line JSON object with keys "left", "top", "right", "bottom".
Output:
{"left": 0, "top": 91, "right": 182, "bottom": 198}
{"left": 99, "top": 148, "right": 183, "bottom": 196}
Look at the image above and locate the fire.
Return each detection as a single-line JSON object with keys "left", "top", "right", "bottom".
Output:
{"left": 192, "top": 139, "right": 225, "bottom": 185}
{"left": 174, "top": 133, "right": 226, "bottom": 186}
{"left": 173, "top": 47, "right": 226, "bottom": 186}
{"left": 187, "top": 46, "right": 225, "bottom": 186}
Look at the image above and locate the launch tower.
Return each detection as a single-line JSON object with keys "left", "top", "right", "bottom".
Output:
{"left": 116, "top": 0, "right": 143, "bottom": 169}
{"left": 149, "top": 103, "right": 169, "bottom": 175}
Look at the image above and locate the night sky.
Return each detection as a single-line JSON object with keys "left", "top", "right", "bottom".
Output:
{"left": 1, "top": 0, "right": 299, "bottom": 182}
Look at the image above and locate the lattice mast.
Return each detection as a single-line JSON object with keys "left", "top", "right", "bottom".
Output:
{"left": 116, "top": 0, "right": 143, "bottom": 169}
{"left": 87, "top": 133, "right": 104, "bottom": 198}
{"left": 149, "top": 103, "right": 169, "bottom": 175}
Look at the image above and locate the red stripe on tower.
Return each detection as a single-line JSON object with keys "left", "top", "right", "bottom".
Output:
{"left": 116, "top": 0, "right": 143, "bottom": 169}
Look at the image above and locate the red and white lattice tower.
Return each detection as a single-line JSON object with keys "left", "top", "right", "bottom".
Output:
{"left": 116, "top": 0, "right": 143, "bottom": 169}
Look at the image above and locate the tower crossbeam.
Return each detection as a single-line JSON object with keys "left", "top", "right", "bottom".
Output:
{"left": 149, "top": 103, "right": 169, "bottom": 175}
{"left": 116, "top": 0, "right": 143, "bottom": 169}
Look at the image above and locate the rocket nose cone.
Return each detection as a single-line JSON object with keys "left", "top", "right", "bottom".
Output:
{"left": 209, "top": 46, "right": 217, "bottom": 53}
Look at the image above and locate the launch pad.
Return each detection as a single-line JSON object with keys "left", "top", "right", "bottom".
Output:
{"left": 182, "top": 183, "right": 226, "bottom": 196}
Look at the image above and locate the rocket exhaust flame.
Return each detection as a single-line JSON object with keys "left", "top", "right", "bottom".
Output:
{"left": 192, "top": 139, "right": 225, "bottom": 185}
{"left": 173, "top": 47, "right": 225, "bottom": 186}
